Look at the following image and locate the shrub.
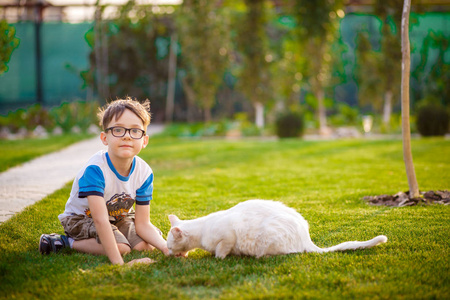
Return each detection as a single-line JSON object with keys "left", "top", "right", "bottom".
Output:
{"left": 328, "top": 103, "right": 359, "bottom": 127}
{"left": 50, "top": 101, "right": 99, "bottom": 133}
{"left": 275, "top": 111, "right": 304, "bottom": 138}
{"left": 234, "top": 112, "right": 261, "bottom": 137}
{"left": 24, "top": 104, "right": 55, "bottom": 131}
{"left": 0, "top": 105, "right": 54, "bottom": 133}
{"left": 0, "top": 109, "right": 27, "bottom": 132}
{"left": 416, "top": 104, "right": 449, "bottom": 137}
{"left": 0, "top": 101, "right": 100, "bottom": 138}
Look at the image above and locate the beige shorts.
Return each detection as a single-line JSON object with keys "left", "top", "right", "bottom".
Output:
{"left": 60, "top": 214, "right": 144, "bottom": 249}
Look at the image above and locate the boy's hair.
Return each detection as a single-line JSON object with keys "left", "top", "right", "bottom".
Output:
{"left": 98, "top": 97, "right": 151, "bottom": 130}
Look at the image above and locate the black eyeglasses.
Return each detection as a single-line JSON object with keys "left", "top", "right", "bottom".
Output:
{"left": 105, "top": 127, "right": 146, "bottom": 139}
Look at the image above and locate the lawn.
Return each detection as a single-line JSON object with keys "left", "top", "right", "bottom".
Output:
{"left": 0, "top": 137, "right": 449, "bottom": 299}
{"left": 0, "top": 133, "right": 93, "bottom": 173}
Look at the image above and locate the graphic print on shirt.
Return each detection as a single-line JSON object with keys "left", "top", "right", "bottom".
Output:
{"left": 84, "top": 192, "right": 135, "bottom": 221}
{"left": 106, "top": 193, "right": 135, "bottom": 220}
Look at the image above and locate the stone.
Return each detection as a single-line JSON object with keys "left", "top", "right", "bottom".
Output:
{"left": 0, "top": 127, "right": 11, "bottom": 139}
{"left": 52, "top": 126, "right": 63, "bottom": 135}
{"left": 71, "top": 125, "right": 81, "bottom": 134}
{"left": 88, "top": 124, "right": 101, "bottom": 135}
{"left": 33, "top": 125, "right": 48, "bottom": 138}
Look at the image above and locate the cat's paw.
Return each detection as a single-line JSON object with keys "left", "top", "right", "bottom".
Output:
{"left": 175, "top": 251, "right": 189, "bottom": 258}
{"left": 215, "top": 253, "right": 228, "bottom": 259}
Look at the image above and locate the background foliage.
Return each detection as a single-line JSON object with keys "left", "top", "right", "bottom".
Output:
{"left": 0, "top": 20, "right": 19, "bottom": 74}
{"left": 0, "top": 1, "right": 449, "bottom": 135}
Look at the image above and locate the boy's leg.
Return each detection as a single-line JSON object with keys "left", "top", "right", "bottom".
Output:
{"left": 61, "top": 214, "right": 133, "bottom": 255}
{"left": 133, "top": 241, "right": 155, "bottom": 251}
{"left": 116, "top": 217, "right": 161, "bottom": 251}
{"left": 73, "top": 238, "right": 131, "bottom": 255}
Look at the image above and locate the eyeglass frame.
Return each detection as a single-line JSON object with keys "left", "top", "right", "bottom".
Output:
{"left": 105, "top": 126, "right": 146, "bottom": 139}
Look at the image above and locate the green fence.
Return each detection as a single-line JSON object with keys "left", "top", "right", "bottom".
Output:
{"left": 0, "top": 13, "right": 448, "bottom": 115}
{"left": 0, "top": 22, "right": 92, "bottom": 113}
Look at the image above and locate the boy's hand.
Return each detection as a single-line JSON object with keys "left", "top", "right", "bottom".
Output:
{"left": 127, "top": 257, "right": 156, "bottom": 266}
{"left": 162, "top": 247, "right": 170, "bottom": 256}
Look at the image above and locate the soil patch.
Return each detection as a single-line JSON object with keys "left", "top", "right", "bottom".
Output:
{"left": 363, "top": 190, "right": 450, "bottom": 207}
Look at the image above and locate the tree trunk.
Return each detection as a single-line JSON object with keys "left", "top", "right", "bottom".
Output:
{"left": 101, "top": 21, "right": 109, "bottom": 99}
{"left": 34, "top": 2, "right": 43, "bottom": 104}
{"left": 204, "top": 106, "right": 212, "bottom": 123}
{"left": 383, "top": 90, "right": 392, "bottom": 129}
{"left": 254, "top": 101, "right": 264, "bottom": 129}
{"left": 181, "top": 76, "right": 196, "bottom": 123}
{"left": 165, "top": 33, "right": 177, "bottom": 123}
{"left": 401, "top": 0, "right": 420, "bottom": 198}
{"left": 316, "top": 89, "right": 328, "bottom": 135}
{"left": 94, "top": 6, "right": 104, "bottom": 99}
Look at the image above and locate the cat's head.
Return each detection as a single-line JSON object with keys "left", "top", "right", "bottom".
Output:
{"left": 167, "top": 215, "right": 190, "bottom": 257}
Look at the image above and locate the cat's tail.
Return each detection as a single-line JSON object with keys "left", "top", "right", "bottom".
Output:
{"left": 308, "top": 235, "right": 388, "bottom": 253}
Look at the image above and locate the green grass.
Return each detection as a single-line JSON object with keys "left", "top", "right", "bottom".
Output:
{"left": 0, "top": 133, "right": 93, "bottom": 172}
{"left": 1, "top": 137, "right": 449, "bottom": 299}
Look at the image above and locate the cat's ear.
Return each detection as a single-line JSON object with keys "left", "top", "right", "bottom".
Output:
{"left": 171, "top": 227, "right": 183, "bottom": 239}
{"left": 168, "top": 214, "right": 180, "bottom": 225}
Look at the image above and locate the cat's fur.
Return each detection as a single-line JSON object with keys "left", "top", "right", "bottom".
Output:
{"left": 167, "top": 200, "right": 387, "bottom": 258}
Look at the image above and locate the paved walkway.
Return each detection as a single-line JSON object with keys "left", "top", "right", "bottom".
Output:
{"left": 0, "top": 124, "right": 164, "bottom": 224}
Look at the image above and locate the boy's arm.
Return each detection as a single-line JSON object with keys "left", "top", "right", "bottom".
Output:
{"left": 134, "top": 204, "right": 170, "bottom": 256}
{"left": 87, "top": 195, "right": 124, "bottom": 265}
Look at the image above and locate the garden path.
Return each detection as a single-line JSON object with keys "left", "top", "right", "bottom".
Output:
{"left": 0, "top": 124, "right": 164, "bottom": 223}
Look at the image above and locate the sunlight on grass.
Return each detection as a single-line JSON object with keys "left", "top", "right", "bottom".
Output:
{"left": 0, "top": 137, "right": 449, "bottom": 299}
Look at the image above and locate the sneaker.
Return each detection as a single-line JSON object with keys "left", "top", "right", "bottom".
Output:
{"left": 39, "top": 233, "right": 70, "bottom": 255}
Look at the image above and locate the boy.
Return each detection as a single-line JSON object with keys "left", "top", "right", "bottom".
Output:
{"left": 39, "top": 98, "right": 169, "bottom": 265}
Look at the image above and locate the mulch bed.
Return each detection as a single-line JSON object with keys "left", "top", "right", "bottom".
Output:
{"left": 363, "top": 190, "right": 450, "bottom": 207}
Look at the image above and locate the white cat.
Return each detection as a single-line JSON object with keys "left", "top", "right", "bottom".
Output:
{"left": 167, "top": 200, "right": 387, "bottom": 258}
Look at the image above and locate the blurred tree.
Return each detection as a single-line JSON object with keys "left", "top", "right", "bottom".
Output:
{"left": 81, "top": 1, "right": 172, "bottom": 118}
{"left": 176, "top": 0, "right": 231, "bottom": 122}
{"left": 326, "top": 34, "right": 352, "bottom": 112}
{"left": 234, "top": 0, "right": 273, "bottom": 128}
{"left": 355, "top": 0, "right": 403, "bottom": 130}
{"left": 376, "top": 0, "right": 403, "bottom": 129}
{"left": 165, "top": 32, "right": 178, "bottom": 123}
{"left": 268, "top": 14, "right": 306, "bottom": 115}
{"left": 355, "top": 30, "right": 385, "bottom": 112}
{"left": 412, "top": 30, "right": 450, "bottom": 108}
{"left": 93, "top": 3, "right": 109, "bottom": 101}
{"left": 289, "top": 0, "right": 344, "bottom": 135}
{"left": 0, "top": 20, "right": 20, "bottom": 74}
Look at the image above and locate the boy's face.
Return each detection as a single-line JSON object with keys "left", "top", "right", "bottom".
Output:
{"left": 100, "top": 109, "right": 149, "bottom": 161}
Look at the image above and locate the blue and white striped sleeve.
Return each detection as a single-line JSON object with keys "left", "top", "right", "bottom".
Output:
{"left": 135, "top": 173, "right": 153, "bottom": 205}
{"left": 78, "top": 165, "right": 105, "bottom": 198}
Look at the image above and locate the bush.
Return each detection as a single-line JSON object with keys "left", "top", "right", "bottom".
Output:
{"left": 416, "top": 104, "right": 449, "bottom": 137}
{"left": 0, "top": 105, "right": 54, "bottom": 133}
{"left": 0, "top": 109, "right": 27, "bottom": 132}
{"left": 275, "top": 111, "right": 304, "bottom": 138}
{"left": 25, "top": 104, "right": 55, "bottom": 131}
{"left": 0, "top": 101, "right": 100, "bottom": 136}
{"left": 328, "top": 103, "right": 360, "bottom": 127}
{"left": 50, "top": 101, "right": 99, "bottom": 133}
{"left": 234, "top": 113, "right": 261, "bottom": 137}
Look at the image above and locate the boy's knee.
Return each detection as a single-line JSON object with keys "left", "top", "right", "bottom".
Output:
{"left": 133, "top": 241, "right": 155, "bottom": 252}
{"left": 118, "top": 243, "right": 131, "bottom": 255}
